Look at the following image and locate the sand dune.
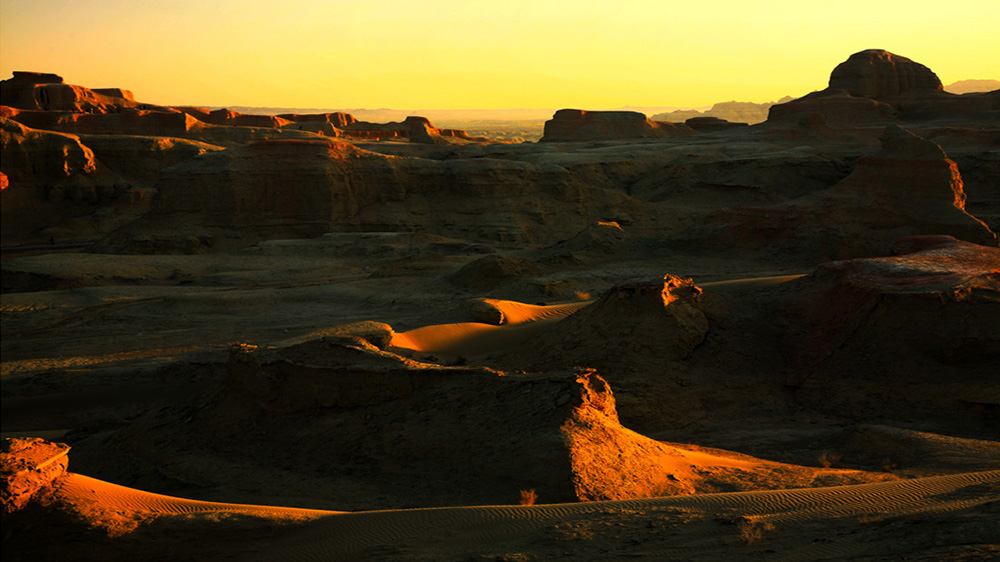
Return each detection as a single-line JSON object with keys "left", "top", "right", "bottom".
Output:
{"left": 29, "top": 469, "right": 998, "bottom": 561}
{"left": 388, "top": 275, "right": 804, "bottom": 357}
{"left": 389, "top": 299, "right": 589, "bottom": 355}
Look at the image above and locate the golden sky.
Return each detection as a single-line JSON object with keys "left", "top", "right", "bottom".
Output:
{"left": 1, "top": 0, "right": 997, "bottom": 109}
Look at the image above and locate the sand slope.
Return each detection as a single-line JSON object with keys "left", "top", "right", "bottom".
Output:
{"left": 14, "top": 469, "right": 997, "bottom": 561}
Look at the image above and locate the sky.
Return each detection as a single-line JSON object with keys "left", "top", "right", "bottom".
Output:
{"left": 1, "top": 0, "right": 998, "bottom": 110}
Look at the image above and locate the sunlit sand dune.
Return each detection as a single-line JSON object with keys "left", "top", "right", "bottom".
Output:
{"left": 387, "top": 274, "right": 803, "bottom": 357}
{"left": 40, "top": 470, "right": 1000, "bottom": 562}
{"left": 58, "top": 472, "right": 332, "bottom": 520}
{"left": 389, "top": 299, "right": 590, "bottom": 355}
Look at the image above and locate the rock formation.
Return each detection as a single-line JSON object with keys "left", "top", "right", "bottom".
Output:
{"left": 277, "top": 112, "right": 358, "bottom": 127}
{"left": 497, "top": 275, "right": 709, "bottom": 377}
{"left": 207, "top": 109, "right": 293, "bottom": 129}
{"left": 683, "top": 116, "right": 749, "bottom": 131}
{"left": 1, "top": 438, "right": 69, "bottom": 514}
{"left": 93, "top": 137, "right": 642, "bottom": 252}
{"left": 0, "top": 116, "right": 223, "bottom": 244}
{"left": 540, "top": 109, "right": 695, "bottom": 142}
{"left": 341, "top": 115, "right": 483, "bottom": 144}
{"left": 0, "top": 72, "right": 167, "bottom": 113}
{"left": 766, "top": 50, "right": 999, "bottom": 126}
{"left": 827, "top": 49, "right": 943, "bottom": 99}
{"left": 781, "top": 235, "right": 1000, "bottom": 428}
{"left": 704, "top": 124, "right": 997, "bottom": 259}
{"left": 69, "top": 337, "right": 891, "bottom": 510}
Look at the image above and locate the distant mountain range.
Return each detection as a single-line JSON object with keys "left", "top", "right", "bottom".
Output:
{"left": 944, "top": 79, "right": 1000, "bottom": 94}
{"left": 204, "top": 79, "right": 997, "bottom": 127}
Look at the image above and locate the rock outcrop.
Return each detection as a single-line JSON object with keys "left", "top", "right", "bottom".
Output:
{"left": 684, "top": 116, "right": 749, "bottom": 132}
{"left": 2, "top": 105, "right": 321, "bottom": 146}
{"left": 71, "top": 337, "right": 888, "bottom": 510}
{"left": 766, "top": 50, "right": 998, "bottom": 126}
{"left": 207, "top": 109, "right": 293, "bottom": 129}
{"left": 71, "top": 338, "right": 695, "bottom": 507}
{"left": 498, "top": 275, "right": 709, "bottom": 376}
{"left": 342, "top": 115, "right": 483, "bottom": 144}
{"left": 94, "top": 137, "right": 641, "bottom": 252}
{"left": 277, "top": 112, "right": 358, "bottom": 128}
{"left": 781, "top": 235, "right": 1000, "bottom": 427}
{"left": 1, "top": 438, "right": 69, "bottom": 514}
{"left": 0, "top": 116, "right": 224, "bottom": 244}
{"left": 704, "top": 125, "right": 997, "bottom": 259}
{"left": 540, "top": 109, "right": 696, "bottom": 142}
{"left": 0, "top": 72, "right": 167, "bottom": 113}
{"left": 828, "top": 49, "right": 943, "bottom": 99}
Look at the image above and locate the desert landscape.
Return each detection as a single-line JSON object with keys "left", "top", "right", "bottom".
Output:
{"left": 2, "top": 37, "right": 999, "bottom": 562}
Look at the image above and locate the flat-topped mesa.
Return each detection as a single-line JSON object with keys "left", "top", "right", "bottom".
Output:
{"left": 0, "top": 71, "right": 165, "bottom": 113}
{"left": 7, "top": 71, "right": 63, "bottom": 85}
{"left": 207, "top": 108, "right": 292, "bottom": 128}
{"left": 540, "top": 109, "right": 696, "bottom": 142}
{"left": 278, "top": 112, "right": 358, "bottom": 128}
{"left": 92, "top": 88, "right": 135, "bottom": 101}
{"left": 684, "top": 116, "right": 749, "bottom": 132}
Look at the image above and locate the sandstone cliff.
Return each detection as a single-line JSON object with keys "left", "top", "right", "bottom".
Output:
{"left": 94, "top": 137, "right": 642, "bottom": 253}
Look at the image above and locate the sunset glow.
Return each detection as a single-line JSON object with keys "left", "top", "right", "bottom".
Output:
{"left": 2, "top": 0, "right": 997, "bottom": 109}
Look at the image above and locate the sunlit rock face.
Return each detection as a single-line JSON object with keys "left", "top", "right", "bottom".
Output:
{"left": 540, "top": 109, "right": 696, "bottom": 142}
{"left": 828, "top": 49, "right": 943, "bottom": 99}
{"left": 0, "top": 71, "right": 164, "bottom": 113}
{"left": 1, "top": 438, "right": 70, "bottom": 514}
{"left": 781, "top": 235, "right": 1000, "bottom": 429}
